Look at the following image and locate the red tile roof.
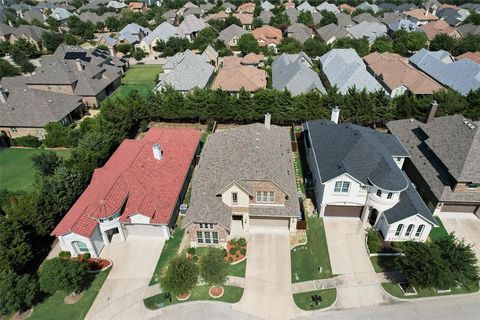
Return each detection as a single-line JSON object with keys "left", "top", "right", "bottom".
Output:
{"left": 52, "top": 128, "right": 201, "bottom": 237}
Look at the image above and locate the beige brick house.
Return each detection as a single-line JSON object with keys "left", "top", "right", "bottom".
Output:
{"left": 183, "top": 116, "right": 300, "bottom": 247}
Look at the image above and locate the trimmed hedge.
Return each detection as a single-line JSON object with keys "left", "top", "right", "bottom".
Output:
{"left": 10, "top": 135, "right": 41, "bottom": 148}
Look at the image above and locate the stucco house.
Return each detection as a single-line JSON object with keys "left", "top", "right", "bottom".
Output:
{"left": 303, "top": 110, "right": 437, "bottom": 242}
{"left": 52, "top": 128, "right": 201, "bottom": 257}
{"left": 387, "top": 104, "right": 480, "bottom": 217}
{"left": 183, "top": 117, "right": 301, "bottom": 247}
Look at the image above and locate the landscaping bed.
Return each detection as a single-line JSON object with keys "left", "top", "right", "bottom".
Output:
{"left": 226, "top": 238, "right": 247, "bottom": 263}
{"left": 143, "top": 285, "right": 243, "bottom": 310}
{"left": 291, "top": 215, "right": 332, "bottom": 282}
{"left": 382, "top": 282, "right": 479, "bottom": 299}
{"left": 293, "top": 288, "right": 336, "bottom": 311}
{"left": 187, "top": 244, "right": 247, "bottom": 278}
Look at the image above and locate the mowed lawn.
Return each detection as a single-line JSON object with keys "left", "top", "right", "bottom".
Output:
{"left": 112, "top": 65, "right": 163, "bottom": 98}
{"left": 0, "top": 148, "right": 70, "bottom": 191}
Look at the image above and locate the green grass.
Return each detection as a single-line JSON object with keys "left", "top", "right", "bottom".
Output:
{"left": 370, "top": 256, "right": 399, "bottom": 273}
{"left": 291, "top": 216, "right": 332, "bottom": 283}
{"left": 29, "top": 269, "right": 110, "bottom": 320}
{"left": 382, "top": 281, "right": 479, "bottom": 299}
{"left": 428, "top": 217, "right": 449, "bottom": 241}
{"left": 111, "top": 65, "right": 163, "bottom": 98}
{"left": 149, "top": 228, "right": 185, "bottom": 285}
{"left": 227, "top": 259, "right": 247, "bottom": 277}
{"left": 0, "top": 148, "right": 70, "bottom": 192}
{"left": 144, "top": 285, "right": 244, "bottom": 310}
{"left": 293, "top": 289, "right": 336, "bottom": 311}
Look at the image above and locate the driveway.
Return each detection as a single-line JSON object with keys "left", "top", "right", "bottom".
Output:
{"left": 323, "top": 218, "right": 392, "bottom": 309}
{"left": 233, "top": 227, "right": 304, "bottom": 320}
{"left": 440, "top": 213, "right": 480, "bottom": 260}
{"left": 85, "top": 236, "right": 165, "bottom": 320}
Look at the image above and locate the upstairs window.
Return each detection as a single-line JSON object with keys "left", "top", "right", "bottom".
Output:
{"left": 255, "top": 191, "right": 275, "bottom": 203}
{"left": 376, "top": 189, "right": 382, "bottom": 197}
{"left": 334, "top": 181, "right": 350, "bottom": 193}
{"left": 467, "top": 183, "right": 480, "bottom": 190}
{"left": 232, "top": 192, "right": 238, "bottom": 205}
{"left": 387, "top": 192, "right": 393, "bottom": 199}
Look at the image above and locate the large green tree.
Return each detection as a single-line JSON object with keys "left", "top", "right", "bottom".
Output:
{"left": 278, "top": 37, "right": 303, "bottom": 54}
{"left": 32, "top": 151, "right": 62, "bottom": 176}
{"left": 0, "top": 271, "right": 39, "bottom": 315}
{"left": 42, "top": 31, "right": 64, "bottom": 53}
{"left": 161, "top": 255, "right": 198, "bottom": 296}
{"left": 39, "top": 258, "right": 87, "bottom": 294}
{"left": 0, "top": 220, "right": 33, "bottom": 273}
{"left": 303, "top": 38, "right": 330, "bottom": 58}
{"left": 200, "top": 248, "right": 228, "bottom": 287}
{"left": 238, "top": 33, "right": 261, "bottom": 54}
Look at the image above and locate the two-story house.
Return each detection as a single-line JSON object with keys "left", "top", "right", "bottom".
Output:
{"left": 303, "top": 108, "right": 437, "bottom": 242}
{"left": 183, "top": 115, "right": 300, "bottom": 247}
{"left": 51, "top": 128, "right": 201, "bottom": 257}
{"left": 387, "top": 102, "right": 480, "bottom": 217}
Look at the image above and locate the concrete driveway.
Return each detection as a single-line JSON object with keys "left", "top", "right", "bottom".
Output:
{"left": 440, "top": 213, "right": 480, "bottom": 260}
{"left": 233, "top": 227, "right": 304, "bottom": 320}
{"left": 85, "top": 236, "right": 165, "bottom": 320}
{"left": 323, "top": 218, "right": 391, "bottom": 309}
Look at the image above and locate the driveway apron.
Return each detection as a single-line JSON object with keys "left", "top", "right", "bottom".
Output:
{"left": 233, "top": 227, "right": 304, "bottom": 320}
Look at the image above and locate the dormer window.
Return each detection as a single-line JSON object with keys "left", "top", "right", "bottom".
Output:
{"left": 376, "top": 189, "right": 382, "bottom": 197}
{"left": 387, "top": 192, "right": 393, "bottom": 199}
{"left": 232, "top": 192, "right": 238, "bottom": 205}
{"left": 256, "top": 191, "right": 275, "bottom": 203}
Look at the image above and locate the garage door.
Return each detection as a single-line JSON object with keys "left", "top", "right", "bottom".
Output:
{"left": 125, "top": 224, "right": 168, "bottom": 238}
{"left": 324, "top": 205, "right": 363, "bottom": 218}
{"left": 441, "top": 204, "right": 479, "bottom": 214}
{"left": 250, "top": 217, "right": 289, "bottom": 228}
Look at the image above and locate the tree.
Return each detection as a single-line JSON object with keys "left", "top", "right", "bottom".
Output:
{"left": 319, "top": 11, "right": 337, "bottom": 27}
{"left": 238, "top": 33, "right": 260, "bottom": 54}
{"left": 464, "top": 12, "right": 480, "bottom": 25}
{"left": 371, "top": 36, "right": 393, "bottom": 53}
{"left": 163, "top": 37, "right": 190, "bottom": 56}
{"left": 303, "top": 38, "right": 330, "bottom": 58}
{"left": 0, "top": 59, "right": 20, "bottom": 79}
{"left": 0, "top": 271, "right": 39, "bottom": 315}
{"left": 397, "top": 241, "right": 455, "bottom": 289}
{"left": 39, "top": 258, "right": 87, "bottom": 294}
{"left": 190, "top": 27, "right": 218, "bottom": 51}
{"left": 43, "top": 122, "right": 70, "bottom": 147}
{"left": 199, "top": 247, "right": 228, "bottom": 287}
{"left": 407, "top": 32, "right": 427, "bottom": 52}
{"left": 333, "top": 37, "right": 370, "bottom": 57}
{"left": 116, "top": 43, "right": 132, "bottom": 54}
{"left": 278, "top": 37, "right": 303, "bottom": 54}
{"left": 105, "top": 16, "right": 121, "bottom": 31}
{"left": 270, "top": 13, "right": 289, "bottom": 29}
{"left": 161, "top": 255, "right": 198, "bottom": 296}
{"left": 32, "top": 151, "right": 62, "bottom": 176}
{"left": 64, "top": 33, "right": 78, "bottom": 45}
{"left": 132, "top": 48, "right": 146, "bottom": 61}
{"left": 252, "top": 17, "right": 263, "bottom": 29}
{"left": 430, "top": 34, "right": 457, "bottom": 52}
{"left": 392, "top": 30, "right": 427, "bottom": 55}
{"left": 454, "top": 34, "right": 480, "bottom": 56}
{"left": 298, "top": 11, "right": 313, "bottom": 26}
{"left": 224, "top": 15, "right": 242, "bottom": 28}
{"left": 0, "top": 219, "right": 33, "bottom": 274}
{"left": 0, "top": 41, "right": 11, "bottom": 57}
{"left": 42, "top": 31, "right": 64, "bottom": 53}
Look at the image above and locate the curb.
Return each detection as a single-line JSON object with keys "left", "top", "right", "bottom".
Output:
{"left": 380, "top": 283, "right": 480, "bottom": 302}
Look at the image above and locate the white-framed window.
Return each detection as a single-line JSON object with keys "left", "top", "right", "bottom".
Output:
{"left": 467, "top": 183, "right": 480, "bottom": 190}
{"left": 395, "top": 224, "right": 403, "bottom": 236}
{"left": 405, "top": 224, "right": 414, "bottom": 237}
{"left": 334, "top": 181, "right": 350, "bottom": 193}
{"left": 376, "top": 189, "right": 382, "bottom": 197}
{"left": 232, "top": 192, "right": 238, "bottom": 205}
{"left": 199, "top": 223, "right": 213, "bottom": 229}
{"left": 212, "top": 232, "right": 219, "bottom": 244}
{"left": 256, "top": 191, "right": 275, "bottom": 203}
{"left": 415, "top": 225, "right": 424, "bottom": 237}
{"left": 10, "top": 127, "right": 17, "bottom": 132}
{"left": 196, "top": 231, "right": 204, "bottom": 244}
{"left": 75, "top": 241, "right": 89, "bottom": 253}
{"left": 387, "top": 192, "right": 393, "bottom": 199}
{"left": 204, "top": 231, "right": 211, "bottom": 244}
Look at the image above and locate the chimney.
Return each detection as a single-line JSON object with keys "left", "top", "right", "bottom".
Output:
{"left": 152, "top": 144, "right": 163, "bottom": 160}
{"left": 426, "top": 100, "right": 438, "bottom": 123}
{"left": 75, "top": 59, "right": 83, "bottom": 71}
{"left": 264, "top": 113, "right": 271, "bottom": 130}
{"left": 331, "top": 106, "right": 340, "bottom": 124}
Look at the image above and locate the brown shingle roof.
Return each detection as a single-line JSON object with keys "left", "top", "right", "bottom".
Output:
{"left": 420, "top": 20, "right": 460, "bottom": 40}
{"left": 403, "top": 8, "right": 438, "bottom": 21}
{"left": 456, "top": 51, "right": 480, "bottom": 63}
{"left": 211, "top": 64, "right": 266, "bottom": 92}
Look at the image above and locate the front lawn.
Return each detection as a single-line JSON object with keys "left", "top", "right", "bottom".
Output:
{"left": 293, "top": 288, "right": 336, "bottom": 310}
{"left": 428, "top": 217, "right": 449, "bottom": 241}
{"left": 29, "top": 269, "right": 110, "bottom": 320}
{"left": 291, "top": 216, "right": 332, "bottom": 283}
{"left": 149, "top": 228, "right": 185, "bottom": 285}
{"left": 143, "top": 285, "right": 244, "bottom": 310}
{"left": 382, "top": 281, "right": 479, "bottom": 299}
{"left": 227, "top": 259, "right": 246, "bottom": 277}
{"left": 370, "top": 256, "right": 399, "bottom": 273}
{"left": 0, "top": 148, "right": 70, "bottom": 192}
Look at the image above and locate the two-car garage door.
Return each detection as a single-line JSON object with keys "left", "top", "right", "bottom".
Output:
{"left": 441, "top": 204, "right": 479, "bottom": 214}
{"left": 324, "top": 205, "right": 363, "bottom": 218}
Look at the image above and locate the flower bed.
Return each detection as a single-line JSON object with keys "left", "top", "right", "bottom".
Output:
{"left": 87, "top": 258, "right": 111, "bottom": 271}
{"left": 209, "top": 286, "right": 224, "bottom": 298}
{"left": 177, "top": 292, "right": 190, "bottom": 301}
{"left": 225, "top": 238, "right": 247, "bottom": 263}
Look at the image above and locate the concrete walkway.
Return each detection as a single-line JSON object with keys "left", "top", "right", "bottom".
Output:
{"left": 323, "top": 218, "right": 392, "bottom": 309}
{"left": 85, "top": 236, "right": 165, "bottom": 320}
{"left": 233, "top": 228, "right": 305, "bottom": 320}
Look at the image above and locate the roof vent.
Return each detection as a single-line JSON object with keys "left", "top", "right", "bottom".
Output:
{"left": 468, "top": 124, "right": 475, "bottom": 129}
{"left": 47, "top": 99, "right": 53, "bottom": 103}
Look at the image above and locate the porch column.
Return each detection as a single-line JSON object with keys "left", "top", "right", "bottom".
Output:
{"left": 101, "top": 231, "right": 110, "bottom": 245}
{"left": 319, "top": 204, "right": 326, "bottom": 217}
{"left": 118, "top": 225, "right": 126, "bottom": 241}
{"left": 361, "top": 206, "right": 370, "bottom": 224}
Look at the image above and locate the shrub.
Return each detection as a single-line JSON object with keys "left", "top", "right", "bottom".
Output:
{"left": 82, "top": 253, "right": 91, "bottom": 260}
{"left": 237, "top": 238, "right": 246, "bottom": 247}
{"left": 39, "top": 258, "right": 87, "bottom": 294}
{"left": 199, "top": 247, "right": 227, "bottom": 287}
{"left": 187, "top": 247, "right": 196, "bottom": 255}
{"left": 367, "top": 228, "right": 378, "bottom": 254}
{"left": 229, "top": 239, "right": 237, "bottom": 246}
{"left": 10, "top": 135, "right": 41, "bottom": 148}
{"left": 228, "top": 256, "right": 233, "bottom": 262}
{"left": 240, "top": 248, "right": 246, "bottom": 256}
{"left": 221, "top": 248, "right": 228, "bottom": 257}
{"left": 192, "top": 255, "right": 199, "bottom": 262}
{"left": 58, "top": 251, "right": 71, "bottom": 259}
{"left": 229, "top": 247, "right": 237, "bottom": 255}
{"left": 161, "top": 255, "right": 198, "bottom": 296}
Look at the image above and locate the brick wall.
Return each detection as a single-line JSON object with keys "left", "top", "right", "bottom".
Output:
{"left": 184, "top": 223, "right": 229, "bottom": 247}
{"left": 248, "top": 180, "right": 286, "bottom": 205}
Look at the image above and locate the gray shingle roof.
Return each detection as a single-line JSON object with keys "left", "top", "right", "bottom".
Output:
{"left": 336, "top": 12, "right": 356, "bottom": 28}
{"left": 286, "top": 8, "right": 300, "bottom": 24}
{"left": 383, "top": 176, "right": 437, "bottom": 226}
{"left": 286, "top": 23, "right": 313, "bottom": 43}
{"left": 178, "top": 14, "right": 206, "bottom": 36}
{"left": 14, "top": 25, "right": 49, "bottom": 42}
{"left": 183, "top": 123, "right": 300, "bottom": 229}
{"left": 320, "top": 48, "right": 384, "bottom": 94}
{"left": 388, "top": 18, "right": 419, "bottom": 32}
{"left": 141, "top": 22, "right": 180, "bottom": 46}
{"left": 409, "top": 49, "right": 480, "bottom": 96}
{"left": 387, "top": 115, "right": 480, "bottom": 203}
{"left": 272, "top": 52, "right": 326, "bottom": 95}
{"left": 316, "top": 2, "right": 339, "bottom": 13}
{"left": 352, "top": 12, "right": 381, "bottom": 24}
{"left": 379, "top": 12, "right": 401, "bottom": 26}
{"left": 259, "top": 10, "right": 274, "bottom": 24}
{"left": 297, "top": 2, "right": 317, "bottom": 13}
{"left": 316, "top": 23, "right": 348, "bottom": 42}
{"left": 356, "top": 1, "right": 379, "bottom": 13}
{"left": 118, "top": 23, "right": 151, "bottom": 44}
{"left": 217, "top": 24, "right": 248, "bottom": 44}
{"left": 49, "top": 7, "right": 73, "bottom": 21}
{"left": 304, "top": 119, "right": 409, "bottom": 191}
{"left": 457, "top": 23, "right": 480, "bottom": 37}
{"left": 260, "top": 1, "right": 274, "bottom": 11}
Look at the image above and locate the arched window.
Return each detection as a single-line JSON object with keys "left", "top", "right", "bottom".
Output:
{"left": 405, "top": 224, "right": 414, "bottom": 237}
{"left": 376, "top": 189, "right": 382, "bottom": 197}
{"left": 73, "top": 241, "right": 89, "bottom": 254}
{"left": 395, "top": 224, "right": 403, "bottom": 236}
{"left": 415, "top": 225, "right": 425, "bottom": 237}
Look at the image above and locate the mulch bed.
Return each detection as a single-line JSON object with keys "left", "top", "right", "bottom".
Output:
{"left": 87, "top": 258, "right": 111, "bottom": 271}
{"left": 225, "top": 241, "right": 247, "bottom": 263}
{"left": 209, "top": 286, "right": 224, "bottom": 298}
{"left": 177, "top": 292, "right": 190, "bottom": 300}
